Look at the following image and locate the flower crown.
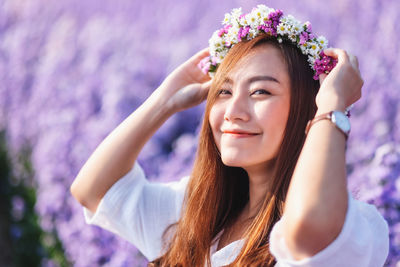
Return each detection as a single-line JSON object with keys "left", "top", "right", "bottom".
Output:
{"left": 198, "top": 5, "right": 337, "bottom": 80}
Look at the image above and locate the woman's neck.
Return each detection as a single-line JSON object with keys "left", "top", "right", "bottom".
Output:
{"left": 243, "top": 161, "right": 275, "bottom": 219}
{"left": 217, "top": 164, "right": 275, "bottom": 250}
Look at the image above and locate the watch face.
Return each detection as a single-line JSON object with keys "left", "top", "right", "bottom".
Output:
{"left": 332, "top": 111, "right": 351, "bottom": 133}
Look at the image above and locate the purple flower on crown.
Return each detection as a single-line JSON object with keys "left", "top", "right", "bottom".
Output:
{"left": 313, "top": 51, "right": 338, "bottom": 80}
{"left": 299, "top": 32, "right": 310, "bottom": 45}
{"left": 268, "top": 9, "right": 283, "bottom": 22}
{"left": 257, "top": 10, "right": 282, "bottom": 37}
{"left": 218, "top": 24, "right": 232, "bottom": 37}
{"left": 267, "top": 9, "right": 283, "bottom": 36}
{"left": 305, "top": 21, "right": 312, "bottom": 32}
{"left": 238, "top": 26, "right": 251, "bottom": 40}
{"left": 198, "top": 57, "right": 211, "bottom": 74}
{"left": 259, "top": 21, "right": 277, "bottom": 36}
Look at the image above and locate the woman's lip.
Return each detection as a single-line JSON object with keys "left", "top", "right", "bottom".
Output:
{"left": 222, "top": 131, "right": 260, "bottom": 136}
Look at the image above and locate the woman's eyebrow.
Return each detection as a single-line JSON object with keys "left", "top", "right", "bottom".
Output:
{"left": 222, "top": 75, "right": 280, "bottom": 85}
{"left": 247, "top": 75, "right": 280, "bottom": 84}
{"left": 222, "top": 77, "right": 233, "bottom": 85}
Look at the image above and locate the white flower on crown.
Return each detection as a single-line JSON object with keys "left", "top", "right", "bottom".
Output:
{"left": 231, "top": 7, "right": 242, "bottom": 18}
{"left": 252, "top": 7, "right": 264, "bottom": 20}
{"left": 210, "top": 34, "right": 222, "bottom": 45}
{"left": 288, "top": 33, "right": 298, "bottom": 42}
{"left": 227, "top": 25, "right": 239, "bottom": 43}
{"left": 259, "top": 8, "right": 272, "bottom": 24}
{"left": 246, "top": 12, "right": 261, "bottom": 29}
{"left": 286, "top": 15, "right": 301, "bottom": 25}
{"left": 306, "top": 41, "right": 321, "bottom": 57}
{"left": 300, "top": 42, "right": 309, "bottom": 54}
{"left": 232, "top": 19, "right": 241, "bottom": 29}
{"left": 277, "top": 22, "right": 289, "bottom": 35}
{"left": 231, "top": 8, "right": 242, "bottom": 26}
{"left": 307, "top": 56, "right": 316, "bottom": 66}
{"left": 238, "top": 15, "right": 246, "bottom": 26}
{"left": 252, "top": 6, "right": 269, "bottom": 23}
{"left": 215, "top": 49, "right": 229, "bottom": 63}
{"left": 218, "top": 48, "right": 229, "bottom": 58}
{"left": 209, "top": 32, "right": 222, "bottom": 46}
{"left": 291, "top": 22, "right": 303, "bottom": 35}
{"left": 279, "top": 15, "right": 290, "bottom": 25}
{"left": 247, "top": 28, "right": 259, "bottom": 40}
{"left": 316, "top": 36, "right": 328, "bottom": 47}
{"left": 283, "top": 16, "right": 302, "bottom": 36}
{"left": 256, "top": 5, "right": 275, "bottom": 15}
{"left": 222, "top": 13, "right": 231, "bottom": 25}
{"left": 209, "top": 39, "right": 225, "bottom": 58}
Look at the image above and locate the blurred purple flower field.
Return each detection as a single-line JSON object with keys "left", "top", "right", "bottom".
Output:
{"left": 0, "top": 0, "right": 399, "bottom": 266}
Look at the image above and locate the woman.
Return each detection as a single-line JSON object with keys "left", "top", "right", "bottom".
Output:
{"left": 70, "top": 5, "right": 389, "bottom": 266}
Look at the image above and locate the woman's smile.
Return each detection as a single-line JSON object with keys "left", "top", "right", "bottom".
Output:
{"left": 222, "top": 129, "right": 261, "bottom": 138}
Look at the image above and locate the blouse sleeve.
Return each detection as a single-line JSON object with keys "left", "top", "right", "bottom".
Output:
{"left": 82, "top": 161, "right": 190, "bottom": 261}
{"left": 269, "top": 191, "right": 389, "bottom": 267}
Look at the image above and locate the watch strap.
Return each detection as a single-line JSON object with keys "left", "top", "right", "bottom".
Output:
{"left": 305, "top": 111, "right": 349, "bottom": 139}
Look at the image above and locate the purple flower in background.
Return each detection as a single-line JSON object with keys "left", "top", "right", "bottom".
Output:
{"left": 348, "top": 142, "right": 400, "bottom": 265}
{"left": 11, "top": 195, "right": 25, "bottom": 221}
{"left": 0, "top": 0, "right": 399, "bottom": 266}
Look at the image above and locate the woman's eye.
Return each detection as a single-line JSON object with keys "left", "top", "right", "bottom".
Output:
{"left": 218, "top": 89, "right": 231, "bottom": 95}
{"left": 251, "top": 89, "right": 271, "bottom": 95}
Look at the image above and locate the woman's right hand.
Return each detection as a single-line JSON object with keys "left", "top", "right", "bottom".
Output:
{"left": 156, "top": 48, "right": 212, "bottom": 113}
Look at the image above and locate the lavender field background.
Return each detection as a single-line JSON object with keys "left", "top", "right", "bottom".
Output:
{"left": 0, "top": 0, "right": 399, "bottom": 266}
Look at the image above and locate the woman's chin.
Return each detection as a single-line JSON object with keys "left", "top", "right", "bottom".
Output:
{"left": 221, "top": 156, "right": 249, "bottom": 168}
{"left": 221, "top": 154, "right": 277, "bottom": 172}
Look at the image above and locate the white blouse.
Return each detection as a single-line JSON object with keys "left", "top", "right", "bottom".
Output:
{"left": 83, "top": 162, "right": 389, "bottom": 266}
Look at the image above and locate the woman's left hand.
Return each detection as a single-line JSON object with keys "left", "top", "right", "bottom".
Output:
{"left": 315, "top": 48, "right": 363, "bottom": 114}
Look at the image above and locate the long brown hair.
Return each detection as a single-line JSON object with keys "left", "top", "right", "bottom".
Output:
{"left": 149, "top": 34, "right": 319, "bottom": 266}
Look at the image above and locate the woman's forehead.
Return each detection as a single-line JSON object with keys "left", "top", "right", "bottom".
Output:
{"left": 224, "top": 44, "right": 289, "bottom": 85}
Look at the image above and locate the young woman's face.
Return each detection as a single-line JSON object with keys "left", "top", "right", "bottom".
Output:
{"left": 209, "top": 44, "right": 291, "bottom": 172}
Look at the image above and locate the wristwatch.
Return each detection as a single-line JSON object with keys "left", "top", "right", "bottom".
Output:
{"left": 305, "top": 110, "right": 351, "bottom": 139}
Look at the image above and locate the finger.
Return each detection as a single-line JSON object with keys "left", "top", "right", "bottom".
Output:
{"left": 201, "top": 80, "right": 212, "bottom": 92}
{"left": 319, "top": 73, "right": 327, "bottom": 85}
{"left": 323, "top": 48, "right": 349, "bottom": 64}
{"left": 190, "top": 47, "right": 210, "bottom": 62}
{"left": 199, "top": 80, "right": 212, "bottom": 101}
{"left": 349, "top": 54, "right": 360, "bottom": 74}
{"left": 347, "top": 54, "right": 364, "bottom": 83}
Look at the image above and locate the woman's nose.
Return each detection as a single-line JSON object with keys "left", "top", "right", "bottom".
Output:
{"left": 223, "top": 94, "right": 250, "bottom": 122}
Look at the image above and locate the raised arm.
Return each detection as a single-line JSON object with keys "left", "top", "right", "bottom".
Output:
{"left": 281, "top": 48, "right": 363, "bottom": 259}
{"left": 70, "top": 48, "right": 211, "bottom": 214}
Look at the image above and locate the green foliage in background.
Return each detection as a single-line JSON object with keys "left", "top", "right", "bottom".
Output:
{"left": 0, "top": 130, "right": 70, "bottom": 267}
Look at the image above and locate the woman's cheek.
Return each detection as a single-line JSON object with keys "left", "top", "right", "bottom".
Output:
{"left": 209, "top": 106, "right": 224, "bottom": 149}
{"left": 209, "top": 105, "right": 223, "bottom": 129}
